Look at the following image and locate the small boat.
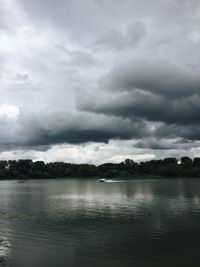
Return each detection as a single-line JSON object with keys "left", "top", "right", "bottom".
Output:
{"left": 100, "top": 178, "right": 106, "bottom": 182}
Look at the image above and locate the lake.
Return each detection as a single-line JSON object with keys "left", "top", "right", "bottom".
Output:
{"left": 0, "top": 178, "right": 200, "bottom": 267}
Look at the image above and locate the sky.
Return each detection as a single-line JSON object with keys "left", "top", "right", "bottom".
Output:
{"left": 0, "top": 0, "right": 200, "bottom": 164}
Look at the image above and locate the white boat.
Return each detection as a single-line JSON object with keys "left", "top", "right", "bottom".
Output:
{"left": 100, "top": 178, "right": 106, "bottom": 182}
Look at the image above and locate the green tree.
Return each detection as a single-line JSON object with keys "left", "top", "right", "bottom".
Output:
{"left": 181, "top": 157, "right": 193, "bottom": 169}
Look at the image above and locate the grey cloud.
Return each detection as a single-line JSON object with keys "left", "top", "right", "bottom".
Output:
{"left": 0, "top": 2, "right": 17, "bottom": 32}
{"left": 127, "top": 22, "right": 146, "bottom": 45}
{"left": 17, "top": 0, "right": 114, "bottom": 42}
{"left": 1, "top": 0, "right": 200, "bottom": 162}
{"left": 94, "top": 22, "right": 146, "bottom": 51}
{"left": 55, "top": 45, "right": 97, "bottom": 67}
{"left": 69, "top": 51, "right": 96, "bottom": 67}
{"left": 14, "top": 73, "right": 29, "bottom": 81}
{"left": 134, "top": 138, "right": 200, "bottom": 151}
{"left": 0, "top": 110, "right": 150, "bottom": 151}
{"left": 135, "top": 140, "right": 175, "bottom": 150}
{"left": 79, "top": 89, "right": 200, "bottom": 124}
{"left": 100, "top": 60, "right": 200, "bottom": 98}
{"left": 26, "top": 111, "right": 148, "bottom": 145}
{"left": 0, "top": 5, "right": 8, "bottom": 30}
{"left": 153, "top": 123, "right": 200, "bottom": 141}
{"left": 95, "top": 30, "right": 126, "bottom": 50}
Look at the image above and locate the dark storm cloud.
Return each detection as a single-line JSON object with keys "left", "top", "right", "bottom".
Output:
{"left": 0, "top": 111, "right": 150, "bottom": 150}
{"left": 79, "top": 89, "right": 200, "bottom": 124}
{"left": 99, "top": 60, "right": 200, "bottom": 98}
{"left": 78, "top": 55, "right": 200, "bottom": 145}
{"left": 157, "top": 124, "right": 200, "bottom": 141}
{"left": 135, "top": 140, "right": 175, "bottom": 150}
{"left": 134, "top": 138, "right": 199, "bottom": 151}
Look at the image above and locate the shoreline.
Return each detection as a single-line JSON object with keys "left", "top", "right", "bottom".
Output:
{"left": 0, "top": 175, "right": 199, "bottom": 181}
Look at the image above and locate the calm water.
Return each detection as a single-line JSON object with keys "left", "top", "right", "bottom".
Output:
{"left": 0, "top": 178, "right": 200, "bottom": 267}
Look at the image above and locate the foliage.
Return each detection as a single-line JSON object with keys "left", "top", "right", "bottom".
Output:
{"left": 0, "top": 157, "right": 200, "bottom": 179}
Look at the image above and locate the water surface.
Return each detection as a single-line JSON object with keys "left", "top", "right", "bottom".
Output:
{"left": 0, "top": 178, "right": 200, "bottom": 267}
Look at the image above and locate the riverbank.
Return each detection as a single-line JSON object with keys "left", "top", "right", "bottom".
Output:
{"left": 0, "top": 157, "right": 200, "bottom": 180}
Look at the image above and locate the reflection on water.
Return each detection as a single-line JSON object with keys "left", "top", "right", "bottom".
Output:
{"left": 0, "top": 178, "right": 200, "bottom": 266}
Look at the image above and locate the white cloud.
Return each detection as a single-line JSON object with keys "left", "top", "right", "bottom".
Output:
{"left": 0, "top": 104, "right": 19, "bottom": 118}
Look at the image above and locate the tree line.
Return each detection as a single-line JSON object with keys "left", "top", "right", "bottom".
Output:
{"left": 0, "top": 157, "right": 200, "bottom": 179}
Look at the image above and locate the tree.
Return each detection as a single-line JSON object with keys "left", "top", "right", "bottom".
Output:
{"left": 181, "top": 157, "right": 192, "bottom": 169}
{"left": 0, "top": 161, "right": 8, "bottom": 178}
{"left": 193, "top": 157, "right": 200, "bottom": 167}
{"left": 163, "top": 158, "right": 178, "bottom": 165}
{"left": 32, "top": 161, "right": 47, "bottom": 177}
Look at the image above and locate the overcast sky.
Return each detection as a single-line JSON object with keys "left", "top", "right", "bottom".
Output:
{"left": 0, "top": 0, "right": 200, "bottom": 164}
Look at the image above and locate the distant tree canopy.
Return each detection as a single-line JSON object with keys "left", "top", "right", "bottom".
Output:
{"left": 0, "top": 157, "right": 200, "bottom": 179}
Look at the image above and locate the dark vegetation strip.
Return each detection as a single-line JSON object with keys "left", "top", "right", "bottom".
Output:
{"left": 0, "top": 157, "right": 199, "bottom": 179}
